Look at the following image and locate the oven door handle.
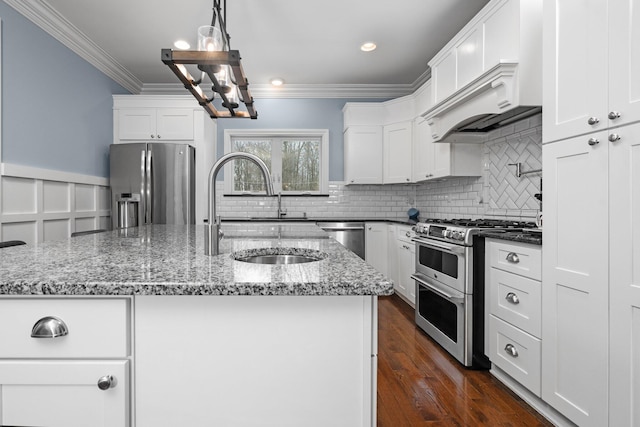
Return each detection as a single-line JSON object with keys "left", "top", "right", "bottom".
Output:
{"left": 412, "top": 274, "right": 465, "bottom": 303}
{"left": 411, "top": 238, "right": 466, "bottom": 255}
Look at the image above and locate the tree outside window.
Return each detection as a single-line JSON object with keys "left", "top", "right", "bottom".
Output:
{"left": 224, "top": 130, "right": 329, "bottom": 195}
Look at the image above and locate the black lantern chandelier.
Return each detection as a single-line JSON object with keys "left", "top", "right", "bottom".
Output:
{"left": 161, "top": 0, "right": 257, "bottom": 119}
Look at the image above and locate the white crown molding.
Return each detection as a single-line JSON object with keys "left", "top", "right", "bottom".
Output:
{"left": 4, "top": 0, "right": 142, "bottom": 94}
{"left": 141, "top": 67, "right": 432, "bottom": 99}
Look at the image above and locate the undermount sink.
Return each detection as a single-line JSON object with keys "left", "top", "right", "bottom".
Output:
{"left": 231, "top": 248, "right": 327, "bottom": 265}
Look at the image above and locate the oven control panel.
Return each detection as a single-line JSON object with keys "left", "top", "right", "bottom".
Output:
{"left": 413, "top": 223, "right": 467, "bottom": 243}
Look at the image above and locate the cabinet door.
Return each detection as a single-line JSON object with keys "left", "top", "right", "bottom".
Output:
{"left": 118, "top": 108, "right": 156, "bottom": 140}
{"left": 383, "top": 122, "right": 413, "bottom": 183}
{"left": 365, "top": 223, "right": 388, "bottom": 276}
{"left": 344, "top": 126, "right": 383, "bottom": 184}
{"left": 396, "top": 241, "right": 415, "bottom": 306}
{"left": 542, "top": 0, "right": 608, "bottom": 144}
{"left": 541, "top": 132, "right": 609, "bottom": 427}
{"left": 608, "top": 0, "right": 640, "bottom": 128}
{"left": 413, "top": 117, "right": 436, "bottom": 181}
{"left": 0, "top": 360, "right": 129, "bottom": 427}
{"left": 156, "top": 108, "right": 194, "bottom": 140}
{"left": 609, "top": 123, "right": 640, "bottom": 427}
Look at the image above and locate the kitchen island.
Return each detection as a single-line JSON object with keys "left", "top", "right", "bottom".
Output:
{"left": 0, "top": 223, "right": 392, "bottom": 427}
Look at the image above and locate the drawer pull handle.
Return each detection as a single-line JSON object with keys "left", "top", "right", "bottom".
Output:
{"left": 97, "top": 375, "right": 117, "bottom": 391}
{"left": 505, "top": 292, "right": 520, "bottom": 304}
{"left": 30, "top": 316, "right": 69, "bottom": 338}
{"left": 504, "top": 344, "right": 519, "bottom": 358}
{"left": 506, "top": 252, "right": 520, "bottom": 263}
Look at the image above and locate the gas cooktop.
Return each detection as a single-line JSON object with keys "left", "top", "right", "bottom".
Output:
{"left": 413, "top": 218, "right": 537, "bottom": 246}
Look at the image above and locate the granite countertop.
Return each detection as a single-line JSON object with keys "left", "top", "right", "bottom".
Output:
{"left": 222, "top": 217, "right": 418, "bottom": 226}
{"left": 0, "top": 224, "right": 393, "bottom": 297}
{"left": 481, "top": 229, "right": 543, "bottom": 245}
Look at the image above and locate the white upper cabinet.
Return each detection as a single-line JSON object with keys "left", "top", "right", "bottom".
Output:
{"left": 118, "top": 108, "right": 194, "bottom": 141}
{"left": 544, "top": 0, "right": 640, "bottom": 144}
{"left": 542, "top": 0, "right": 608, "bottom": 143}
{"left": 383, "top": 121, "right": 413, "bottom": 184}
{"left": 344, "top": 126, "right": 383, "bottom": 185}
{"left": 430, "top": 0, "right": 538, "bottom": 105}
{"left": 425, "top": 0, "right": 542, "bottom": 142}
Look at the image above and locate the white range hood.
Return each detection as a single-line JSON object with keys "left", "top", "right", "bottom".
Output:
{"left": 420, "top": 0, "right": 542, "bottom": 143}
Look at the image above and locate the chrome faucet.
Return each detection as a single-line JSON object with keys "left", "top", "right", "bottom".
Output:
{"left": 277, "top": 192, "right": 287, "bottom": 219}
{"left": 205, "top": 152, "right": 274, "bottom": 255}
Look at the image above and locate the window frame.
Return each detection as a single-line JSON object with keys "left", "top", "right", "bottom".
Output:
{"left": 223, "top": 129, "right": 329, "bottom": 195}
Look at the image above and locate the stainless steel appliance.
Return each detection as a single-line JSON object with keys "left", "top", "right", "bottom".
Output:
{"left": 411, "top": 218, "right": 535, "bottom": 367}
{"left": 316, "top": 222, "right": 365, "bottom": 259}
{"left": 110, "top": 143, "right": 195, "bottom": 229}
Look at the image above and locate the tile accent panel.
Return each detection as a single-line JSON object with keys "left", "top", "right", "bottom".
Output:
{"left": 216, "top": 114, "right": 542, "bottom": 222}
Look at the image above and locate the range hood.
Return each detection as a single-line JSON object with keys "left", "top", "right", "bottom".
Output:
{"left": 422, "top": 62, "right": 541, "bottom": 144}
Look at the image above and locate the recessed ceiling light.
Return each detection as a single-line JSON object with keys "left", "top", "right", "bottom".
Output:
{"left": 174, "top": 40, "right": 191, "bottom": 50}
{"left": 360, "top": 42, "right": 377, "bottom": 52}
{"left": 270, "top": 78, "right": 284, "bottom": 86}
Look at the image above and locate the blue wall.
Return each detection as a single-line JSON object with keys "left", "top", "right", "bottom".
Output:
{"left": 215, "top": 98, "right": 386, "bottom": 181}
{"left": 0, "top": 3, "right": 129, "bottom": 178}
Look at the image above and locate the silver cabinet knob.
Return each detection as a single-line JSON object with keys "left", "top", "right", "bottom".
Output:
{"left": 97, "top": 375, "right": 117, "bottom": 391}
{"left": 588, "top": 138, "right": 600, "bottom": 146}
{"left": 506, "top": 252, "right": 520, "bottom": 263}
{"left": 587, "top": 117, "right": 600, "bottom": 125}
{"left": 157, "top": 135, "right": 161, "bottom": 139}
{"left": 31, "top": 316, "right": 69, "bottom": 338}
{"left": 150, "top": 134, "right": 155, "bottom": 138}
{"left": 609, "top": 133, "right": 621, "bottom": 142}
{"left": 504, "top": 344, "right": 519, "bottom": 358}
{"left": 608, "top": 111, "right": 621, "bottom": 120}
{"left": 406, "top": 178, "right": 410, "bottom": 182}
{"left": 505, "top": 292, "right": 520, "bottom": 304}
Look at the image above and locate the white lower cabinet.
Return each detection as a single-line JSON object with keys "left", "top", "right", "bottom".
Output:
{"left": 0, "top": 298, "right": 131, "bottom": 427}
{"left": 395, "top": 225, "right": 416, "bottom": 306}
{"left": 134, "top": 295, "right": 377, "bottom": 427}
{"left": 365, "top": 222, "right": 389, "bottom": 276}
{"left": 486, "top": 239, "right": 541, "bottom": 397}
{"left": 0, "top": 360, "right": 129, "bottom": 427}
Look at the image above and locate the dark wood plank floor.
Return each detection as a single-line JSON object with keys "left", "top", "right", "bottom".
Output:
{"left": 377, "top": 294, "right": 553, "bottom": 427}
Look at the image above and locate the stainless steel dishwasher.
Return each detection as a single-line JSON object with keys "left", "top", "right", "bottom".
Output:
{"left": 316, "top": 222, "right": 365, "bottom": 259}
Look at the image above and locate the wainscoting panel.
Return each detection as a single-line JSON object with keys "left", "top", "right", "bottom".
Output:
{"left": 0, "top": 164, "right": 111, "bottom": 246}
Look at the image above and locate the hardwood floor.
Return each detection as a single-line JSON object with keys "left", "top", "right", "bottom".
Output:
{"left": 377, "top": 295, "right": 552, "bottom": 427}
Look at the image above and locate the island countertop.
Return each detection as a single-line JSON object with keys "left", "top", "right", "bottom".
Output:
{"left": 0, "top": 223, "right": 393, "bottom": 296}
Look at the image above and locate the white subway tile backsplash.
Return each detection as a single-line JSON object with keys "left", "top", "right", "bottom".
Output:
{"left": 215, "top": 115, "right": 542, "bottom": 222}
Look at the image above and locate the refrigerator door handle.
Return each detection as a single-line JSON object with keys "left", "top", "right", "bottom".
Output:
{"left": 140, "top": 149, "right": 147, "bottom": 223}
{"left": 146, "top": 150, "right": 153, "bottom": 224}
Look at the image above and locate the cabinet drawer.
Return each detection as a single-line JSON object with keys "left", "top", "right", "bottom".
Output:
{"left": 0, "top": 298, "right": 130, "bottom": 358}
{"left": 489, "top": 268, "right": 541, "bottom": 338}
{"left": 396, "top": 225, "right": 414, "bottom": 243}
{"left": 489, "top": 315, "right": 541, "bottom": 397}
{"left": 488, "top": 239, "right": 541, "bottom": 280}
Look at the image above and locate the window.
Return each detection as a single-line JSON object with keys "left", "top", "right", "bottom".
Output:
{"left": 223, "top": 129, "right": 329, "bottom": 195}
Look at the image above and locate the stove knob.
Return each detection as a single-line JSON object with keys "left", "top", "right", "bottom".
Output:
{"left": 454, "top": 231, "right": 465, "bottom": 241}
{"left": 443, "top": 230, "right": 451, "bottom": 238}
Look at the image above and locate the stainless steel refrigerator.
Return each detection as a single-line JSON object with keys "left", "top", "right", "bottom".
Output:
{"left": 110, "top": 143, "right": 195, "bottom": 229}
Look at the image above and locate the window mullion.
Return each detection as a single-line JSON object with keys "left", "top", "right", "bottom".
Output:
{"left": 272, "top": 138, "right": 284, "bottom": 193}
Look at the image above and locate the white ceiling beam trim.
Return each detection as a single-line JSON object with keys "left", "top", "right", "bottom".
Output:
{"left": 4, "top": 0, "right": 143, "bottom": 94}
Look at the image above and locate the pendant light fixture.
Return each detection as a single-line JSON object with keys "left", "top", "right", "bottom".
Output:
{"left": 162, "top": 0, "right": 257, "bottom": 119}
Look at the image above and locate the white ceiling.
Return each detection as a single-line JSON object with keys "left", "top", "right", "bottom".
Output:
{"left": 18, "top": 0, "right": 490, "bottom": 96}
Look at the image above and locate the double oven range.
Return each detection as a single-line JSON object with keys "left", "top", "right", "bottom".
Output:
{"left": 411, "top": 219, "right": 535, "bottom": 368}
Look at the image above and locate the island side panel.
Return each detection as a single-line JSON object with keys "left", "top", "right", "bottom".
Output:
{"left": 134, "top": 295, "right": 376, "bottom": 427}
